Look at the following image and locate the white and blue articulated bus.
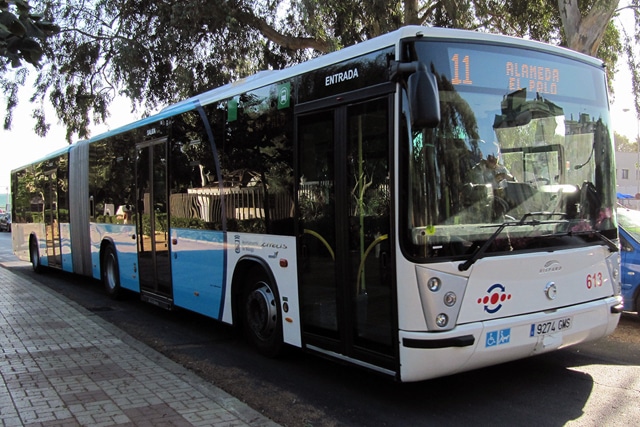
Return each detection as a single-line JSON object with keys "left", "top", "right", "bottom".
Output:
{"left": 12, "top": 26, "right": 622, "bottom": 382}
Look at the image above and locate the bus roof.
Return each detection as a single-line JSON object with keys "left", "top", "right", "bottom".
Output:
{"left": 166, "top": 25, "right": 602, "bottom": 113}
{"left": 13, "top": 25, "right": 604, "bottom": 171}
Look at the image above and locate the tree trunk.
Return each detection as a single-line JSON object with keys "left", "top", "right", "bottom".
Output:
{"left": 404, "top": 0, "right": 421, "bottom": 25}
{"left": 558, "top": 0, "right": 619, "bottom": 56}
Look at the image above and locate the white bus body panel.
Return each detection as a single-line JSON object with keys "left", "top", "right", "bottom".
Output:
{"left": 396, "top": 246, "right": 621, "bottom": 382}
{"left": 399, "top": 296, "right": 619, "bottom": 382}
{"left": 457, "top": 246, "right": 616, "bottom": 323}
{"left": 223, "top": 233, "right": 302, "bottom": 348}
{"left": 12, "top": 223, "right": 46, "bottom": 263}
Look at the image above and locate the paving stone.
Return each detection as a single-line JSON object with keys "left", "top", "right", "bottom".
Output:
{"left": 0, "top": 264, "right": 280, "bottom": 427}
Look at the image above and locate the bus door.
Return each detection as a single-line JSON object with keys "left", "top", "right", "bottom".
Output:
{"left": 135, "top": 138, "right": 173, "bottom": 304}
{"left": 43, "top": 168, "right": 61, "bottom": 268}
{"left": 297, "top": 91, "right": 397, "bottom": 371}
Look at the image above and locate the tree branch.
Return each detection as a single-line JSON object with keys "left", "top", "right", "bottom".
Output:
{"left": 232, "top": 8, "right": 334, "bottom": 54}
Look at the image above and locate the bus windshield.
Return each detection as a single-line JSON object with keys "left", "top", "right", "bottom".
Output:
{"left": 402, "top": 40, "right": 616, "bottom": 260}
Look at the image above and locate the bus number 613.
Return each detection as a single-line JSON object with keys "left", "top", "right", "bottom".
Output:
{"left": 586, "top": 272, "right": 603, "bottom": 289}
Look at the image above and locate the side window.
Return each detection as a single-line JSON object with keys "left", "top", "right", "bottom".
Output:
{"left": 620, "top": 234, "right": 633, "bottom": 252}
{"left": 222, "top": 85, "right": 294, "bottom": 235}
{"left": 169, "top": 111, "right": 222, "bottom": 230}
{"left": 169, "top": 86, "right": 295, "bottom": 235}
{"left": 12, "top": 166, "right": 44, "bottom": 224}
{"left": 57, "top": 156, "right": 69, "bottom": 222}
{"left": 89, "top": 136, "right": 136, "bottom": 224}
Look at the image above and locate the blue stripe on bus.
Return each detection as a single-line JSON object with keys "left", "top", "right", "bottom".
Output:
{"left": 171, "top": 228, "right": 226, "bottom": 319}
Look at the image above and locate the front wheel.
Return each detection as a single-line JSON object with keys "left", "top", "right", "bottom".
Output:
{"left": 243, "top": 268, "right": 283, "bottom": 357}
{"left": 102, "top": 245, "right": 121, "bottom": 299}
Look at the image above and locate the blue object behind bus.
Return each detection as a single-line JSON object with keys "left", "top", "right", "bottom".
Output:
{"left": 618, "top": 207, "right": 640, "bottom": 314}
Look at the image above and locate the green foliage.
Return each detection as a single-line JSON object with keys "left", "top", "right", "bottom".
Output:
{"left": 598, "top": 20, "right": 621, "bottom": 96}
{"left": 615, "top": 131, "right": 638, "bottom": 152}
{"left": 0, "top": 0, "right": 59, "bottom": 68}
{"left": 621, "top": 0, "right": 640, "bottom": 123}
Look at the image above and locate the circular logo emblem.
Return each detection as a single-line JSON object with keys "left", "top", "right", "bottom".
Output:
{"left": 544, "top": 282, "right": 557, "bottom": 300}
{"left": 477, "top": 283, "right": 511, "bottom": 314}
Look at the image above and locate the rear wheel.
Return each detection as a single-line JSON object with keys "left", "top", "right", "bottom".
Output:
{"left": 102, "top": 245, "right": 121, "bottom": 299}
{"left": 243, "top": 268, "right": 283, "bottom": 357}
{"left": 29, "top": 238, "right": 42, "bottom": 273}
{"left": 635, "top": 291, "right": 640, "bottom": 318}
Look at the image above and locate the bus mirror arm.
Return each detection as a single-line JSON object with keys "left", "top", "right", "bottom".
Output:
{"left": 389, "top": 60, "right": 441, "bottom": 129}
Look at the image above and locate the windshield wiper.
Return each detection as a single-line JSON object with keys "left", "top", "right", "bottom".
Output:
{"left": 564, "top": 229, "right": 619, "bottom": 253}
{"left": 457, "top": 212, "right": 567, "bottom": 272}
{"left": 536, "top": 210, "right": 618, "bottom": 253}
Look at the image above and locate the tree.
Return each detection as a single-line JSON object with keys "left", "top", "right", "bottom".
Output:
{"left": 615, "top": 131, "right": 638, "bottom": 152}
{"left": 0, "top": 0, "right": 59, "bottom": 67}
{"left": 0, "top": 0, "right": 635, "bottom": 142}
{"left": 619, "top": 0, "right": 640, "bottom": 126}
{"left": 1, "top": 0, "right": 59, "bottom": 130}
{"left": 558, "top": 0, "right": 619, "bottom": 55}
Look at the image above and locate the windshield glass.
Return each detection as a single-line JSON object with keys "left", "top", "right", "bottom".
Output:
{"left": 401, "top": 40, "right": 616, "bottom": 260}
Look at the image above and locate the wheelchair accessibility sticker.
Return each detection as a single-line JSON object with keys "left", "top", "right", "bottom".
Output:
{"left": 485, "top": 328, "right": 511, "bottom": 347}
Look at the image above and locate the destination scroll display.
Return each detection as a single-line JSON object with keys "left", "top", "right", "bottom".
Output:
{"left": 445, "top": 46, "right": 599, "bottom": 102}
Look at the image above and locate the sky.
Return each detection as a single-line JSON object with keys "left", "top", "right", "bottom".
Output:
{"left": 0, "top": 90, "right": 134, "bottom": 193}
{"left": 1, "top": 8, "right": 638, "bottom": 194}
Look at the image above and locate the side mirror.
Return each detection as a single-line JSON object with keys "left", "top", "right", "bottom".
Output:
{"left": 408, "top": 70, "right": 440, "bottom": 128}
{"left": 390, "top": 60, "right": 441, "bottom": 129}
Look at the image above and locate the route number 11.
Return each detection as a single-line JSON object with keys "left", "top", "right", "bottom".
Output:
{"left": 451, "top": 54, "right": 473, "bottom": 85}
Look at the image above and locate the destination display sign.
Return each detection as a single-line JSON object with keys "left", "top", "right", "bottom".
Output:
{"left": 445, "top": 46, "right": 598, "bottom": 101}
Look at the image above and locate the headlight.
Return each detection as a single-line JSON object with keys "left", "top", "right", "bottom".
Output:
{"left": 427, "top": 277, "right": 441, "bottom": 292}
{"left": 416, "top": 266, "right": 468, "bottom": 331}
{"left": 444, "top": 292, "right": 457, "bottom": 307}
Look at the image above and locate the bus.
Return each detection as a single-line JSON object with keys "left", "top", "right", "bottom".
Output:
{"left": 11, "top": 26, "right": 623, "bottom": 382}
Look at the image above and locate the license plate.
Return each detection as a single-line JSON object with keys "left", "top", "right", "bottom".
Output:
{"left": 529, "top": 317, "right": 572, "bottom": 337}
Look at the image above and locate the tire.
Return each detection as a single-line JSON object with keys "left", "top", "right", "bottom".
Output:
{"left": 242, "top": 268, "right": 283, "bottom": 357}
{"left": 636, "top": 291, "right": 640, "bottom": 318}
{"left": 29, "top": 238, "right": 42, "bottom": 273}
{"left": 102, "top": 245, "right": 121, "bottom": 299}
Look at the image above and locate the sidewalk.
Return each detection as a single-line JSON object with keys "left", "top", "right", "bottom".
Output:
{"left": 0, "top": 262, "right": 280, "bottom": 427}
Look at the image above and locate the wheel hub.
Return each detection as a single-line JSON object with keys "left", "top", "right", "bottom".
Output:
{"left": 246, "top": 284, "right": 277, "bottom": 340}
